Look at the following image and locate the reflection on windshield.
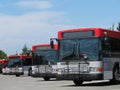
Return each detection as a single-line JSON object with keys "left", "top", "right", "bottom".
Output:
{"left": 59, "top": 38, "right": 99, "bottom": 61}
{"left": 33, "top": 50, "right": 57, "bottom": 65}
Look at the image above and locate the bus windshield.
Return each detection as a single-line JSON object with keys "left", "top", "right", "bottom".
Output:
{"left": 33, "top": 50, "right": 57, "bottom": 65}
{"left": 7, "top": 58, "right": 22, "bottom": 67}
{"left": 59, "top": 38, "right": 100, "bottom": 61}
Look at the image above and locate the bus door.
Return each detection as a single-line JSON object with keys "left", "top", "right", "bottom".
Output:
{"left": 23, "top": 58, "right": 32, "bottom": 75}
{"left": 102, "top": 37, "right": 113, "bottom": 80}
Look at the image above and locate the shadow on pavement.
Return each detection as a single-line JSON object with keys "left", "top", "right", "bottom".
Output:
{"left": 36, "top": 79, "right": 58, "bottom": 82}
{"left": 62, "top": 81, "right": 120, "bottom": 87}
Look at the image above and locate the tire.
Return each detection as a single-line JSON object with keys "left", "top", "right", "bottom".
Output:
{"left": 73, "top": 80, "right": 83, "bottom": 86}
{"left": 16, "top": 74, "right": 20, "bottom": 77}
{"left": 0, "top": 68, "right": 2, "bottom": 74}
{"left": 110, "top": 67, "right": 120, "bottom": 83}
{"left": 113, "top": 68, "right": 120, "bottom": 81}
{"left": 43, "top": 77, "right": 50, "bottom": 81}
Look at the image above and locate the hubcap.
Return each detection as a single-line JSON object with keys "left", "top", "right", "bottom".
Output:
{"left": 114, "top": 69, "right": 120, "bottom": 81}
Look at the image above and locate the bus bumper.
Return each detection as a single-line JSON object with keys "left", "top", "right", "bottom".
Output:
{"left": 40, "top": 73, "right": 57, "bottom": 78}
{"left": 31, "top": 73, "right": 57, "bottom": 78}
{"left": 57, "top": 73, "right": 103, "bottom": 81}
{"left": 15, "top": 72, "right": 24, "bottom": 76}
{"left": 31, "top": 73, "right": 40, "bottom": 78}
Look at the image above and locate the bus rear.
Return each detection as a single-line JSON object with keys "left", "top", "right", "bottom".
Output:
{"left": 31, "top": 44, "right": 58, "bottom": 81}
{"left": 54, "top": 28, "right": 120, "bottom": 85}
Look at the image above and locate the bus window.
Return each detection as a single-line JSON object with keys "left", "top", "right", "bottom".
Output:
{"left": 23, "top": 58, "right": 32, "bottom": 66}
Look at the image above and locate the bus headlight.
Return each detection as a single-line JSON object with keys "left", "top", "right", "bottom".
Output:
{"left": 89, "top": 67, "right": 103, "bottom": 72}
{"left": 89, "top": 67, "right": 98, "bottom": 72}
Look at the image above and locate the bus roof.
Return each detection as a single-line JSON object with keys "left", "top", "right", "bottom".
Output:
{"left": 7, "top": 55, "right": 32, "bottom": 60}
{"left": 58, "top": 28, "right": 120, "bottom": 39}
{"left": 0, "top": 60, "right": 5, "bottom": 64}
{"left": 32, "top": 44, "right": 58, "bottom": 51}
{"left": 0, "top": 60, "right": 7, "bottom": 64}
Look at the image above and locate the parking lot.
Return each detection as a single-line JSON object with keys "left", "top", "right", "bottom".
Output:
{"left": 0, "top": 74, "right": 120, "bottom": 90}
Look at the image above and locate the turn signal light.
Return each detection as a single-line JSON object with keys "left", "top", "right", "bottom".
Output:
{"left": 97, "top": 67, "right": 103, "bottom": 72}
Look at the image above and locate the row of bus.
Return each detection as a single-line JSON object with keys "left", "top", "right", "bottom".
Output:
{"left": 1, "top": 44, "right": 58, "bottom": 81}
{"left": 1, "top": 28, "right": 120, "bottom": 85}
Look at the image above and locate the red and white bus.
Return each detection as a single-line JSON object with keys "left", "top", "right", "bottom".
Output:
{"left": 31, "top": 44, "right": 58, "bottom": 81}
{"left": 51, "top": 28, "right": 120, "bottom": 85}
{"left": 3, "top": 55, "right": 32, "bottom": 76}
{"left": 0, "top": 59, "right": 8, "bottom": 74}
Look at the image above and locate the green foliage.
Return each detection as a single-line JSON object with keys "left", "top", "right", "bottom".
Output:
{"left": 117, "top": 22, "right": 120, "bottom": 31}
{"left": 0, "top": 50, "right": 7, "bottom": 59}
{"left": 22, "top": 44, "right": 31, "bottom": 55}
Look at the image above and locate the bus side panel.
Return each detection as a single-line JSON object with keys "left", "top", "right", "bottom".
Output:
{"left": 23, "top": 66, "right": 31, "bottom": 75}
{"left": 103, "top": 58, "right": 113, "bottom": 80}
{"left": 103, "top": 57, "right": 120, "bottom": 80}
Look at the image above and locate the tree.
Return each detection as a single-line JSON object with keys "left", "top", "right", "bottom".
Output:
{"left": 22, "top": 44, "right": 31, "bottom": 55}
{"left": 0, "top": 50, "right": 7, "bottom": 59}
{"left": 117, "top": 22, "right": 120, "bottom": 31}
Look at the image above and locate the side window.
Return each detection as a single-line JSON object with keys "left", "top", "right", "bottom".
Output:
{"left": 109, "top": 38, "right": 120, "bottom": 57}
{"left": 102, "top": 37, "right": 111, "bottom": 57}
{"left": 23, "top": 58, "right": 32, "bottom": 66}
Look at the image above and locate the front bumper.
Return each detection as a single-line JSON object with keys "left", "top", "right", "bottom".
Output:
{"left": 15, "top": 72, "right": 24, "bottom": 76}
{"left": 57, "top": 73, "right": 103, "bottom": 81}
{"left": 31, "top": 73, "right": 57, "bottom": 78}
{"left": 31, "top": 73, "right": 40, "bottom": 78}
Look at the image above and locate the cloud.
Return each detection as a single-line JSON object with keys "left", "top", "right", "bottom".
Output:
{"left": 15, "top": 1, "right": 53, "bottom": 10}
{"left": 0, "top": 11, "right": 72, "bottom": 55}
{"left": 0, "top": 0, "right": 72, "bottom": 55}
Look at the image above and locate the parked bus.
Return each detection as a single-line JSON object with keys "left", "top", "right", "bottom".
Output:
{"left": 3, "top": 55, "right": 32, "bottom": 76}
{"left": 2, "top": 59, "right": 10, "bottom": 75}
{"left": 31, "top": 44, "right": 58, "bottom": 81}
{"left": 0, "top": 59, "right": 7, "bottom": 74}
{"left": 50, "top": 28, "right": 120, "bottom": 85}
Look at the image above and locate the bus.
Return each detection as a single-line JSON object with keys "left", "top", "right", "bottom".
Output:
{"left": 50, "top": 28, "right": 120, "bottom": 85}
{"left": 31, "top": 44, "right": 58, "bottom": 81}
{"left": 0, "top": 59, "right": 8, "bottom": 74}
{"left": 3, "top": 55, "right": 32, "bottom": 76}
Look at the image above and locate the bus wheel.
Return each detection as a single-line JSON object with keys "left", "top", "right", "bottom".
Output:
{"left": 110, "top": 67, "right": 120, "bottom": 83}
{"left": 43, "top": 77, "right": 50, "bottom": 81}
{"left": 113, "top": 68, "right": 120, "bottom": 82}
{"left": 16, "top": 74, "right": 20, "bottom": 77}
{"left": 73, "top": 80, "right": 83, "bottom": 86}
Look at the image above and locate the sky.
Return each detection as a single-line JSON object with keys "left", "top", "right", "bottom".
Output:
{"left": 0, "top": 0, "right": 120, "bottom": 55}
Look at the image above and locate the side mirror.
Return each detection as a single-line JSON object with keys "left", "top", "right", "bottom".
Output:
{"left": 102, "top": 36, "right": 111, "bottom": 57}
{"left": 50, "top": 39, "right": 54, "bottom": 49}
{"left": 102, "top": 36, "right": 109, "bottom": 46}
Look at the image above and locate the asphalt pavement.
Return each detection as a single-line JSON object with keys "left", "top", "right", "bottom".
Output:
{"left": 0, "top": 74, "right": 120, "bottom": 90}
